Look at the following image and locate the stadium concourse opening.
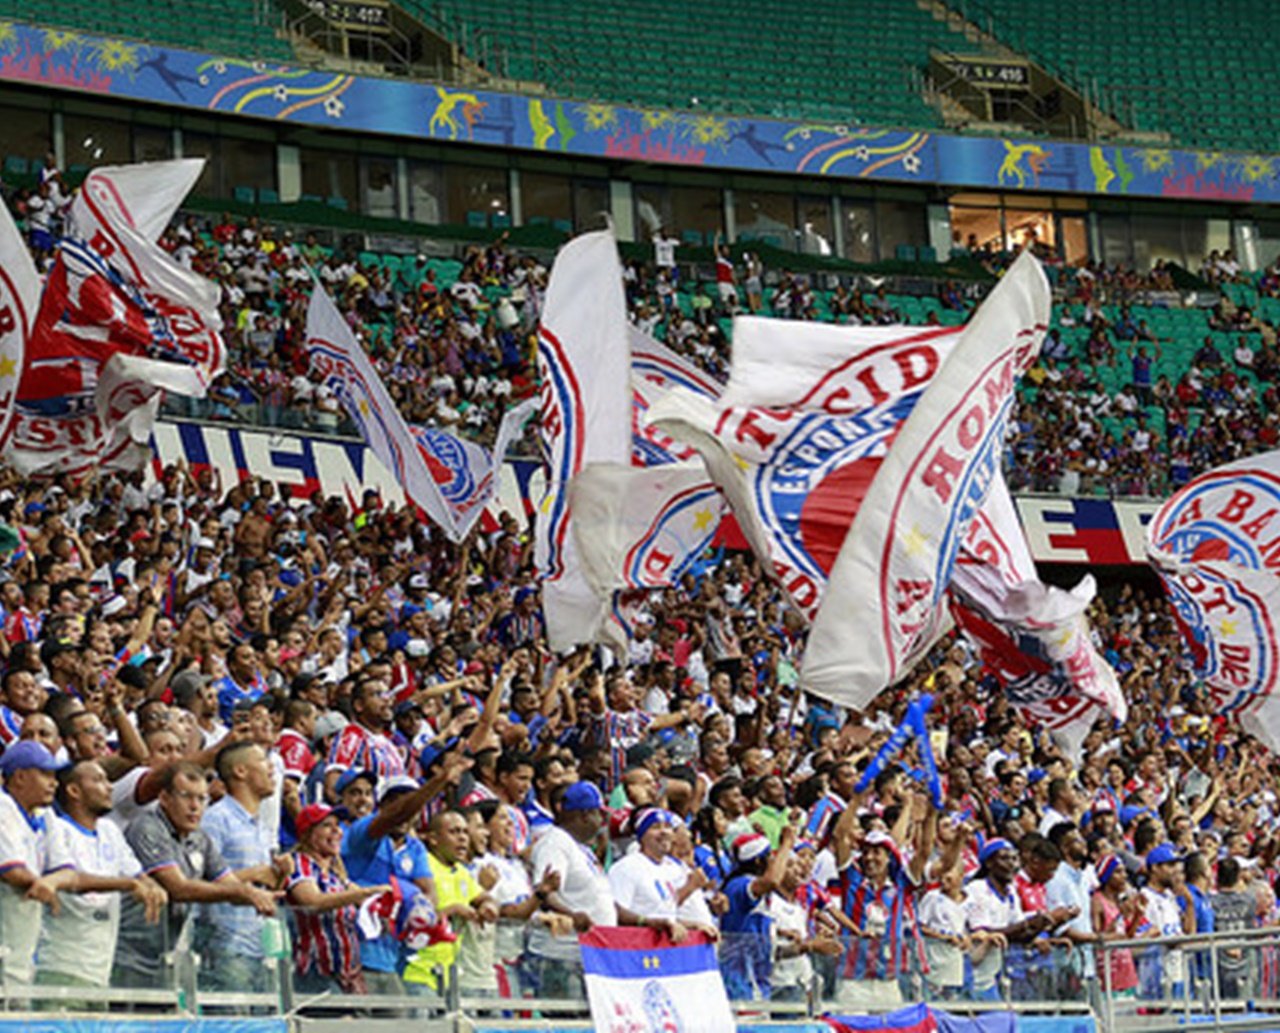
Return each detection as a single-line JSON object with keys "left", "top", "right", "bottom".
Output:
{"left": 1, "top": 0, "right": 1280, "bottom": 1030}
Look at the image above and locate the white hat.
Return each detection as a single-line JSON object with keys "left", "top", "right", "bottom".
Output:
{"left": 196, "top": 536, "right": 216, "bottom": 551}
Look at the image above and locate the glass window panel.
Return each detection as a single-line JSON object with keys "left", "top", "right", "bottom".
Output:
{"left": 132, "top": 126, "right": 172, "bottom": 163}
{"left": 634, "top": 183, "right": 671, "bottom": 238}
{"left": 1131, "top": 213, "right": 1183, "bottom": 272}
{"left": 670, "top": 185, "right": 722, "bottom": 240}
{"left": 875, "top": 199, "right": 926, "bottom": 258}
{"left": 572, "top": 178, "right": 609, "bottom": 232}
{"left": 949, "top": 205, "right": 1002, "bottom": 253}
{"left": 734, "top": 189, "right": 795, "bottom": 250}
{"left": 1004, "top": 208, "right": 1054, "bottom": 252}
{"left": 300, "top": 148, "right": 358, "bottom": 208}
{"left": 798, "top": 196, "right": 834, "bottom": 256}
{"left": 362, "top": 156, "right": 398, "bottom": 219}
{"left": 63, "top": 115, "right": 131, "bottom": 168}
{"left": 180, "top": 132, "right": 220, "bottom": 196}
{"left": 1098, "top": 213, "right": 1131, "bottom": 267}
{"left": 223, "top": 137, "right": 276, "bottom": 196}
{"left": 842, "top": 202, "right": 875, "bottom": 263}
{"left": 445, "top": 164, "right": 508, "bottom": 224}
{"left": 1059, "top": 215, "right": 1088, "bottom": 266}
{"left": 408, "top": 161, "right": 444, "bottom": 224}
{"left": 521, "top": 170, "right": 572, "bottom": 224}
{"left": 0, "top": 104, "right": 52, "bottom": 164}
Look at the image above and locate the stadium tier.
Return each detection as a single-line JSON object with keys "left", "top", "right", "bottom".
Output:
{"left": 0, "top": 0, "right": 293, "bottom": 61}
{"left": 950, "top": 0, "right": 1280, "bottom": 150}
{"left": 417, "top": 0, "right": 980, "bottom": 124}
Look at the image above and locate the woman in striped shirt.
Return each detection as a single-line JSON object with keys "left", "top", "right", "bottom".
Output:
{"left": 286, "top": 804, "right": 390, "bottom": 995}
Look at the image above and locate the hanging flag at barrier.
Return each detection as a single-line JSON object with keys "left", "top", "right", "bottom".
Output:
{"left": 803, "top": 251, "right": 1050, "bottom": 707}
{"left": 580, "top": 927, "right": 735, "bottom": 1033}
{"left": 304, "top": 284, "right": 462, "bottom": 539}
{"left": 1147, "top": 450, "right": 1280, "bottom": 751}
{"left": 534, "top": 229, "right": 632, "bottom": 650}
{"left": 1, "top": 160, "right": 223, "bottom": 475}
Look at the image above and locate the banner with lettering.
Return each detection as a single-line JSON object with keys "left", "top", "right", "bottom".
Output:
{"left": 804, "top": 251, "right": 1050, "bottom": 707}
{"left": 1147, "top": 451, "right": 1280, "bottom": 751}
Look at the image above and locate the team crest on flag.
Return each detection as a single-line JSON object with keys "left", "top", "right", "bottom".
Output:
{"left": 1148, "top": 451, "right": 1280, "bottom": 750}
{"left": 0, "top": 202, "right": 35, "bottom": 451}
{"left": 804, "top": 251, "right": 1050, "bottom": 704}
{"left": 579, "top": 927, "right": 734, "bottom": 1033}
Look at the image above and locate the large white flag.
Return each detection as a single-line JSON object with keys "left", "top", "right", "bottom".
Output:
{"left": 1147, "top": 450, "right": 1280, "bottom": 751}
{"left": 535, "top": 230, "right": 631, "bottom": 650}
{"left": 572, "top": 462, "right": 722, "bottom": 594}
{"left": 2, "top": 161, "right": 223, "bottom": 475}
{"left": 804, "top": 251, "right": 1050, "bottom": 704}
{"left": 649, "top": 321, "right": 963, "bottom": 618}
{"left": 304, "top": 285, "right": 462, "bottom": 539}
{"left": 412, "top": 397, "right": 536, "bottom": 541}
{"left": 0, "top": 202, "right": 35, "bottom": 451}
{"left": 951, "top": 478, "right": 1125, "bottom": 756}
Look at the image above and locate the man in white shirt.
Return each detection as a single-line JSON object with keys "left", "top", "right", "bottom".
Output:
{"left": 1142, "top": 843, "right": 1193, "bottom": 995}
{"left": 964, "top": 839, "right": 1065, "bottom": 1000}
{"left": 0, "top": 741, "right": 74, "bottom": 984}
{"left": 608, "top": 808, "right": 712, "bottom": 932}
{"left": 38, "top": 760, "right": 167, "bottom": 989}
{"left": 528, "top": 781, "right": 617, "bottom": 996}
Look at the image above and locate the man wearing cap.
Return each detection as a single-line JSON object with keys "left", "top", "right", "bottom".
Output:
{"left": 0, "top": 741, "right": 74, "bottom": 983}
{"left": 527, "top": 781, "right": 618, "bottom": 995}
{"left": 1140, "top": 842, "right": 1193, "bottom": 998}
{"left": 201, "top": 741, "right": 285, "bottom": 990}
{"left": 170, "top": 669, "right": 227, "bottom": 750}
{"left": 37, "top": 760, "right": 168, "bottom": 991}
{"left": 176, "top": 537, "right": 220, "bottom": 611}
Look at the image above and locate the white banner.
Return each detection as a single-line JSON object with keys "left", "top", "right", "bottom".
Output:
{"left": 304, "top": 284, "right": 462, "bottom": 539}
{"left": 804, "top": 250, "right": 1050, "bottom": 706}
{"left": 535, "top": 230, "right": 631, "bottom": 650}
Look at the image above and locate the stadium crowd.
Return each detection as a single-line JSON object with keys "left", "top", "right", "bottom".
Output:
{"left": 10, "top": 174, "right": 1280, "bottom": 498}
{"left": 0, "top": 180, "right": 1278, "bottom": 1010}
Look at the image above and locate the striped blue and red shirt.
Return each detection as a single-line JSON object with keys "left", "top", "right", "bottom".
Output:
{"left": 837, "top": 867, "right": 916, "bottom": 981}
{"left": 287, "top": 852, "right": 361, "bottom": 983}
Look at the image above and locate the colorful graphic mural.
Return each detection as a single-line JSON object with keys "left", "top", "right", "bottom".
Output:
{"left": 0, "top": 20, "right": 1277, "bottom": 202}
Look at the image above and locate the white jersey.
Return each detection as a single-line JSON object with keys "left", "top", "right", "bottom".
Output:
{"left": 39, "top": 815, "right": 142, "bottom": 985}
{"left": 528, "top": 826, "right": 616, "bottom": 961}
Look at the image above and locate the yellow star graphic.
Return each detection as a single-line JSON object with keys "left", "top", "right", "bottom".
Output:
{"left": 358, "top": 399, "right": 371, "bottom": 416}
{"left": 1054, "top": 627, "right": 1075, "bottom": 648}
{"left": 0, "top": 356, "right": 15, "bottom": 378}
{"left": 692, "top": 508, "right": 714, "bottom": 532}
{"left": 902, "top": 524, "right": 931, "bottom": 558}
{"left": 1218, "top": 618, "right": 1238, "bottom": 637}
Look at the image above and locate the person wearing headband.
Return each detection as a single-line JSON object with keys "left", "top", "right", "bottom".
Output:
{"left": 608, "top": 807, "right": 714, "bottom": 937}
{"left": 1091, "top": 854, "right": 1141, "bottom": 998}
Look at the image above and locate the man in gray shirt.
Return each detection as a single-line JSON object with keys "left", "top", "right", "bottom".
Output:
{"left": 114, "top": 762, "right": 278, "bottom": 988}
{"left": 1210, "top": 857, "right": 1257, "bottom": 1000}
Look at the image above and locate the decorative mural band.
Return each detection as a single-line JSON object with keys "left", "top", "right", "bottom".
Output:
{"left": 1, "top": 20, "right": 1277, "bottom": 201}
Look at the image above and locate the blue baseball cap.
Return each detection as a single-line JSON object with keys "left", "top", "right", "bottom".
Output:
{"left": 1121, "top": 805, "right": 1154, "bottom": 827}
{"left": 0, "top": 741, "right": 65, "bottom": 775}
{"left": 634, "top": 808, "right": 677, "bottom": 841}
{"left": 1146, "top": 842, "right": 1181, "bottom": 868}
{"left": 560, "top": 781, "right": 605, "bottom": 812}
{"left": 334, "top": 769, "right": 377, "bottom": 796}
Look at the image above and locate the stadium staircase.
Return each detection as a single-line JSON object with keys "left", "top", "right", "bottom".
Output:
{"left": 407, "top": 0, "right": 987, "bottom": 124}
{"left": 938, "top": 0, "right": 1280, "bottom": 151}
